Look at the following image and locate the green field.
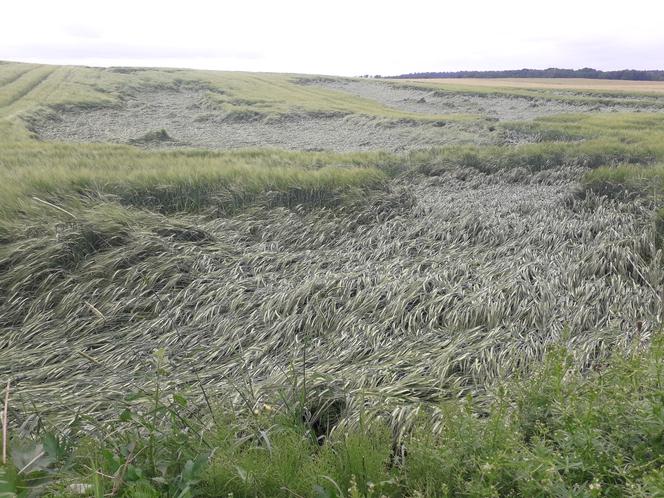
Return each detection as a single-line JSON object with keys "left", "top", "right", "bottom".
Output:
{"left": 2, "top": 61, "right": 664, "bottom": 496}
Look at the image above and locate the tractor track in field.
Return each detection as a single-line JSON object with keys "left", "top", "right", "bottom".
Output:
{"left": 0, "top": 65, "right": 37, "bottom": 89}
{"left": 0, "top": 66, "right": 56, "bottom": 110}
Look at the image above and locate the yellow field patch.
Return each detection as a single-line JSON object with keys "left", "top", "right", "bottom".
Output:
{"left": 401, "top": 77, "right": 664, "bottom": 94}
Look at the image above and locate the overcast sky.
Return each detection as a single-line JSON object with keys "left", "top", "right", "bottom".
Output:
{"left": 2, "top": 0, "right": 664, "bottom": 76}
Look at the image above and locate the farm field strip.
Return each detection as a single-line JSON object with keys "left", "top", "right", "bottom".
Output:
{"left": 0, "top": 65, "right": 56, "bottom": 112}
{"left": 0, "top": 63, "right": 38, "bottom": 89}
{"left": 403, "top": 77, "right": 664, "bottom": 94}
{"left": 310, "top": 78, "right": 664, "bottom": 121}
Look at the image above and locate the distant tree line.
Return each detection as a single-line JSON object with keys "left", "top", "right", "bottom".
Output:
{"left": 383, "top": 68, "right": 664, "bottom": 81}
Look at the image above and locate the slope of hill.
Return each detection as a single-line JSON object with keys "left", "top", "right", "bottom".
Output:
{"left": 2, "top": 61, "right": 664, "bottom": 496}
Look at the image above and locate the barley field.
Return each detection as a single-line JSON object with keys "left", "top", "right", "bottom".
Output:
{"left": 2, "top": 60, "right": 664, "bottom": 496}
{"left": 403, "top": 77, "right": 664, "bottom": 94}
